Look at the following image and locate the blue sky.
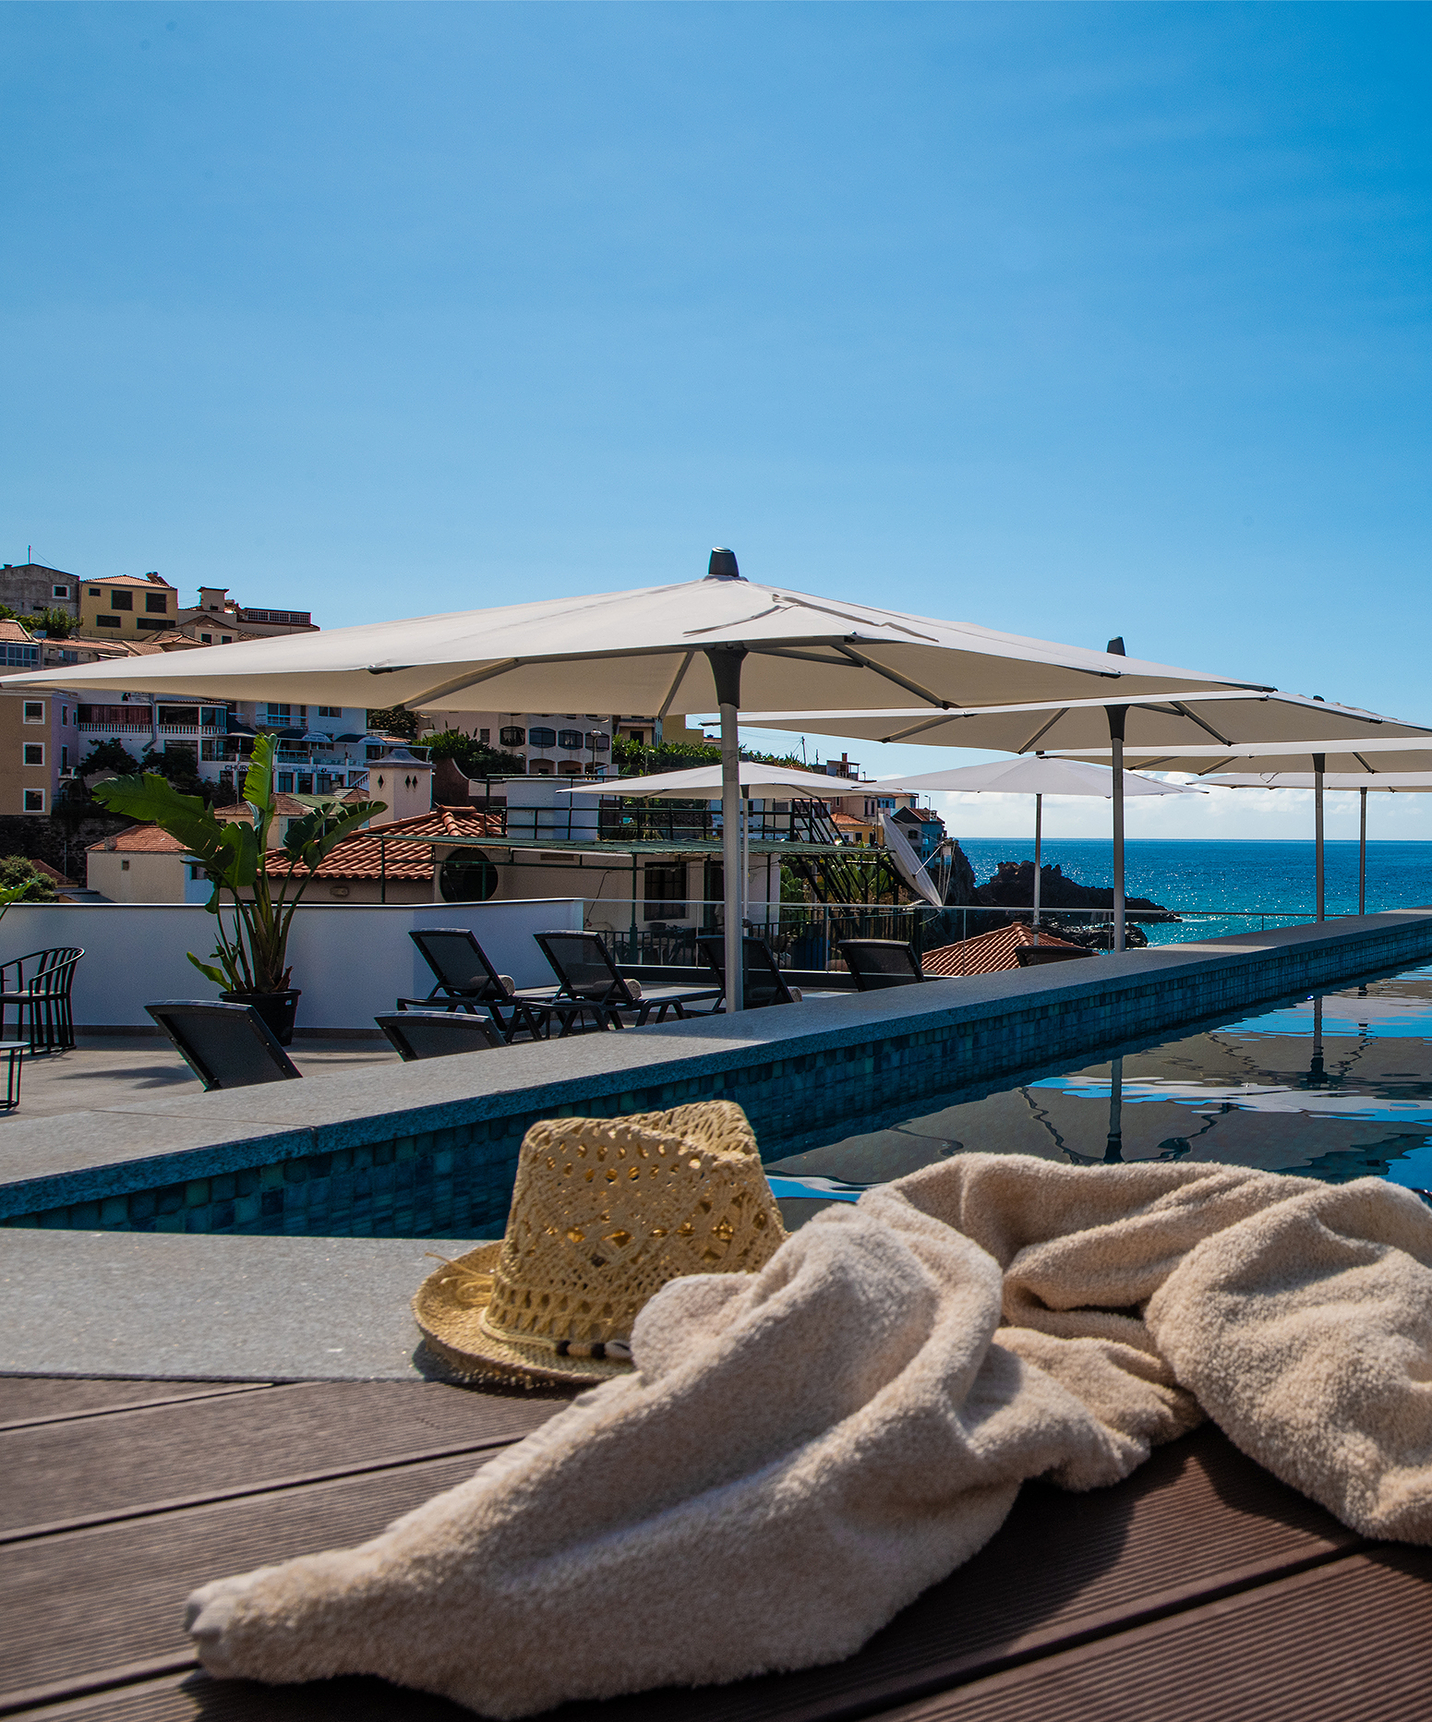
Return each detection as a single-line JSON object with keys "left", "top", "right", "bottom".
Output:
{"left": 3, "top": 3, "right": 1430, "bottom": 838}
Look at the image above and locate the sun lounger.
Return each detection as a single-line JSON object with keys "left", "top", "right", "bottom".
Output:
{"left": 534, "top": 930, "right": 721, "bottom": 1032}
{"left": 837, "top": 939, "right": 926, "bottom": 990}
{"left": 1015, "top": 943, "right": 1095, "bottom": 967}
{"left": 400, "top": 928, "right": 557, "bottom": 1042}
{"left": 696, "top": 932, "right": 804, "bottom": 1009}
{"left": 145, "top": 1000, "right": 302, "bottom": 1090}
{"left": 375, "top": 1010, "right": 502, "bottom": 1060}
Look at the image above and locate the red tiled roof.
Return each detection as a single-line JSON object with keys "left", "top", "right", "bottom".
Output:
{"left": 215, "top": 792, "right": 318, "bottom": 822}
{"left": 263, "top": 807, "right": 504, "bottom": 881}
{"left": 0, "top": 621, "right": 36, "bottom": 645}
{"left": 921, "top": 923, "right": 1088, "bottom": 977}
{"left": 85, "top": 825, "right": 188, "bottom": 855}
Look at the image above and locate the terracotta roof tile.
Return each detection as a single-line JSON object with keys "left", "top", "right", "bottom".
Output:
{"left": 921, "top": 923, "right": 1088, "bottom": 977}
{"left": 0, "top": 621, "right": 36, "bottom": 645}
{"left": 263, "top": 806, "right": 503, "bottom": 881}
{"left": 85, "top": 824, "right": 189, "bottom": 855}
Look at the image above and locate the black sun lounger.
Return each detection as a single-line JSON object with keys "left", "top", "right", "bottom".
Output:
{"left": 146, "top": 1000, "right": 302, "bottom": 1091}
{"left": 535, "top": 930, "right": 721, "bottom": 1032}
{"left": 401, "top": 928, "right": 557, "bottom": 1042}
{"left": 836, "top": 939, "right": 926, "bottom": 990}
{"left": 696, "top": 933, "right": 804, "bottom": 1010}
{"left": 375, "top": 1010, "right": 502, "bottom": 1061}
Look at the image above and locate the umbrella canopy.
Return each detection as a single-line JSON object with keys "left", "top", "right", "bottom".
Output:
{"left": 3, "top": 555, "right": 1264, "bottom": 1006}
{"left": 865, "top": 756, "right": 1201, "bottom": 927}
{"left": 558, "top": 762, "right": 849, "bottom": 799}
{"left": 863, "top": 757, "right": 1194, "bottom": 798}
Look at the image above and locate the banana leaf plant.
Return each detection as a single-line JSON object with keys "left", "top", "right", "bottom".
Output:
{"left": 92, "top": 734, "right": 385, "bottom": 994}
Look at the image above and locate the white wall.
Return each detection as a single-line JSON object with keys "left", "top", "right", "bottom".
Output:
{"left": 0, "top": 897, "right": 584, "bottom": 1031}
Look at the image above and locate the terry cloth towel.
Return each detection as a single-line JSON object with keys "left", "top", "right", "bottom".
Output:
{"left": 186, "top": 1154, "right": 1432, "bottom": 1717}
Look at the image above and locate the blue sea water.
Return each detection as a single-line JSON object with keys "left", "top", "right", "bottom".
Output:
{"left": 956, "top": 838, "right": 1432, "bottom": 946}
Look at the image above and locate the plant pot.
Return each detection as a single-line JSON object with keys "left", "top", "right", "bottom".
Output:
{"left": 223, "top": 989, "right": 301, "bottom": 1046}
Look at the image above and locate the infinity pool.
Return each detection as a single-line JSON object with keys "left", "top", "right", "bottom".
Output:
{"left": 767, "top": 958, "right": 1432, "bottom": 1217}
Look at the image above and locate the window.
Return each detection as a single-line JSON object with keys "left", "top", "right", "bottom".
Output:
{"left": 621, "top": 728, "right": 646, "bottom": 745}
{"left": 23, "top": 789, "right": 44, "bottom": 812}
{"left": 60, "top": 706, "right": 68, "bottom": 725}
{"left": 366, "top": 744, "right": 383, "bottom": 760}
{"left": 528, "top": 726, "right": 557, "bottom": 748}
{"left": 109, "top": 590, "right": 133, "bottom": 611}
{"left": 22, "top": 702, "right": 42, "bottom": 723}
{"left": 277, "top": 772, "right": 294, "bottom": 793}
{"left": 23, "top": 743, "right": 44, "bottom": 767}
{"left": 557, "top": 728, "right": 583, "bottom": 750}
{"left": 316, "top": 706, "right": 342, "bottom": 718}
{"left": 60, "top": 745, "right": 68, "bottom": 771}
{"left": 88, "top": 587, "right": 101, "bottom": 597}
{"left": 0, "top": 645, "right": 38, "bottom": 667}
{"left": 145, "top": 592, "right": 168, "bottom": 613}
{"left": 499, "top": 726, "right": 525, "bottom": 747}
{"left": 585, "top": 731, "right": 609, "bottom": 751}
{"left": 644, "top": 864, "right": 686, "bottom": 921}
{"left": 297, "top": 774, "right": 313, "bottom": 794}
{"left": 200, "top": 707, "right": 226, "bottom": 730}
{"left": 557, "top": 759, "right": 583, "bottom": 775}
{"left": 220, "top": 635, "right": 232, "bottom": 644}
{"left": 528, "top": 759, "right": 553, "bottom": 775}
{"left": 189, "top": 864, "right": 205, "bottom": 881}
{"left": 200, "top": 633, "right": 212, "bottom": 643}
{"left": 157, "top": 705, "right": 199, "bottom": 727}
{"left": 52, "top": 584, "right": 68, "bottom": 599}
{"left": 478, "top": 728, "right": 490, "bottom": 744}
{"left": 97, "top": 614, "right": 121, "bottom": 628}
{"left": 121, "top": 859, "right": 130, "bottom": 872}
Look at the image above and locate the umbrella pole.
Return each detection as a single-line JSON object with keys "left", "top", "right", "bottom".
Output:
{"left": 1107, "top": 707, "right": 1127, "bottom": 952}
{"left": 1032, "top": 795, "right": 1042, "bottom": 928}
{"left": 1105, "top": 1055, "right": 1123, "bottom": 1163}
{"left": 1359, "top": 787, "right": 1367, "bottom": 916}
{"left": 707, "top": 648, "right": 747, "bottom": 1012}
{"left": 1313, "top": 753, "right": 1325, "bottom": 923}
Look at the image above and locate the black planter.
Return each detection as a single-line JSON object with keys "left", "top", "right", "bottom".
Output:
{"left": 223, "top": 989, "right": 301, "bottom": 1046}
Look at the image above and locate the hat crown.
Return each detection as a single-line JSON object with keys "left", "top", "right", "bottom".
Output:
{"left": 481, "top": 1104, "right": 782, "bottom": 1353}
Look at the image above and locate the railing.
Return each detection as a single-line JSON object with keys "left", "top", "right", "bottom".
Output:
{"left": 500, "top": 801, "right": 844, "bottom": 846}
{"left": 77, "top": 722, "right": 152, "bottom": 734}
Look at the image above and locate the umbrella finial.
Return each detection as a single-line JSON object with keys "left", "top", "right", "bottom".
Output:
{"left": 706, "top": 548, "right": 743, "bottom": 581}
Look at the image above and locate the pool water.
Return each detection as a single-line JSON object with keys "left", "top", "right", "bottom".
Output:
{"left": 766, "top": 958, "right": 1432, "bottom": 1217}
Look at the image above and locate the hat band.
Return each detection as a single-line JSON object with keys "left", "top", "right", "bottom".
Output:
{"left": 477, "top": 1306, "right": 633, "bottom": 1362}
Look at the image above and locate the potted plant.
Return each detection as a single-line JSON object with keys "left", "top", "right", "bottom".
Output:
{"left": 93, "top": 735, "right": 383, "bottom": 1044}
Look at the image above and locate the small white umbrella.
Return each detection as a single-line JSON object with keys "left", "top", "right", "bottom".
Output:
{"left": 865, "top": 756, "right": 1199, "bottom": 926}
{"left": 1208, "top": 771, "right": 1432, "bottom": 918}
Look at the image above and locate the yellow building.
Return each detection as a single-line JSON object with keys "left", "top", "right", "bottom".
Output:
{"left": 77, "top": 573, "right": 178, "bottom": 640}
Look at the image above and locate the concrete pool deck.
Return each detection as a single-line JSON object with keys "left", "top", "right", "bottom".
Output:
{"left": 2, "top": 909, "right": 1431, "bottom": 1244}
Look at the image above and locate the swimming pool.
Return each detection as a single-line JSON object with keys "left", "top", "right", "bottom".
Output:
{"left": 767, "top": 956, "right": 1432, "bottom": 1217}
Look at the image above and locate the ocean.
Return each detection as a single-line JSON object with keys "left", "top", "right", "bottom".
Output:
{"left": 956, "top": 838, "right": 1432, "bottom": 947}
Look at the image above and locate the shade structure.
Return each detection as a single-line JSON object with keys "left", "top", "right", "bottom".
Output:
{"left": 557, "top": 762, "right": 849, "bottom": 798}
{"left": 736, "top": 692, "right": 1432, "bottom": 950}
{"left": 865, "top": 757, "right": 1199, "bottom": 927}
{"left": 1208, "top": 771, "right": 1432, "bottom": 919}
{"left": 3, "top": 560, "right": 1264, "bottom": 1007}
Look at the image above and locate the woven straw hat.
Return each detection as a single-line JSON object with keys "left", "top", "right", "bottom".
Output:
{"left": 413, "top": 1100, "right": 785, "bottom": 1387}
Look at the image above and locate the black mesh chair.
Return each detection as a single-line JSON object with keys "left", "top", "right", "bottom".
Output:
{"left": 1015, "top": 943, "right": 1094, "bottom": 968}
{"left": 696, "top": 933, "right": 803, "bottom": 1010}
{"left": 375, "top": 1010, "right": 502, "bottom": 1061}
{"left": 535, "top": 930, "right": 721, "bottom": 1032}
{"left": 0, "top": 946, "right": 84, "bottom": 1052}
{"left": 146, "top": 1000, "right": 302, "bottom": 1091}
{"left": 401, "top": 928, "right": 557, "bottom": 1043}
{"left": 837, "top": 939, "right": 926, "bottom": 991}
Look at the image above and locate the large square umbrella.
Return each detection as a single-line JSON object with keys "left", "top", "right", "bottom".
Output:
{"left": 2, "top": 552, "right": 1266, "bottom": 1006}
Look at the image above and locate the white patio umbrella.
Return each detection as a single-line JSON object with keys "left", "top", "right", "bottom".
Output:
{"left": 737, "top": 689, "right": 1432, "bottom": 949}
{"left": 1, "top": 554, "right": 1266, "bottom": 1006}
{"left": 1207, "top": 771, "right": 1432, "bottom": 918}
{"left": 864, "top": 756, "right": 1200, "bottom": 927}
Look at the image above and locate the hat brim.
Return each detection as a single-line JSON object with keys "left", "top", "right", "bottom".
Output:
{"left": 413, "top": 1243, "right": 637, "bottom": 1390}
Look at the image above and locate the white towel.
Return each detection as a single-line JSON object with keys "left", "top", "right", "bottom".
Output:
{"left": 186, "top": 1154, "right": 1432, "bottom": 1716}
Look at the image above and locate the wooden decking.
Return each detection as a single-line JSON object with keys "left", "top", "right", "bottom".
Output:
{"left": 4, "top": 1375, "right": 1430, "bottom": 1722}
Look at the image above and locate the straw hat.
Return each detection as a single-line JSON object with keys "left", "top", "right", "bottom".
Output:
{"left": 414, "top": 1101, "right": 786, "bottom": 1387}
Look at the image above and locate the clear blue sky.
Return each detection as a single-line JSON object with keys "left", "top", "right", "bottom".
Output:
{"left": 4, "top": 3, "right": 1430, "bottom": 837}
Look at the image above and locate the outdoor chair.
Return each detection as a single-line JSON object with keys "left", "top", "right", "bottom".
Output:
{"left": 534, "top": 930, "right": 721, "bottom": 1032}
{"left": 1015, "top": 943, "right": 1095, "bottom": 968}
{"left": 837, "top": 939, "right": 926, "bottom": 991}
{"left": 375, "top": 1010, "right": 502, "bottom": 1061}
{"left": 400, "top": 928, "right": 558, "bottom": 1043}
{"left": 696, "top": 933, "right": 804, "bottom": 1011}
{"left": 0, "top": 946, "right": 84, "bottom": 1053}
{"left": 146, "top": 1000, "right": 302, "bottom": 1091}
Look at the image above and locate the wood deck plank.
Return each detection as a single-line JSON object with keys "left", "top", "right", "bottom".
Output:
{"left": 873, "top": 1547, "right": 1432, "bottom": 1722}
{"left": 0, "top": 1380, "right": 270, "bottom": 1432}
{"left": 2, "top": 1381, "right": 566, "bottom": 1541}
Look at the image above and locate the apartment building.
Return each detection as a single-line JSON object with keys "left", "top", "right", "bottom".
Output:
{"left": 77, "top": 573, "right": 179, "bottom": 640}
{"left": 415, "top": 709, "right": 617, "bottom": 775}
{"left": 0, "top": 671, "right": 80, "bottom": 815}
{"left": 0, "top": 562, "right": 80, "bottom": 619}
{"left": 177, "top": 587, "right": 318, "bottom": 639}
